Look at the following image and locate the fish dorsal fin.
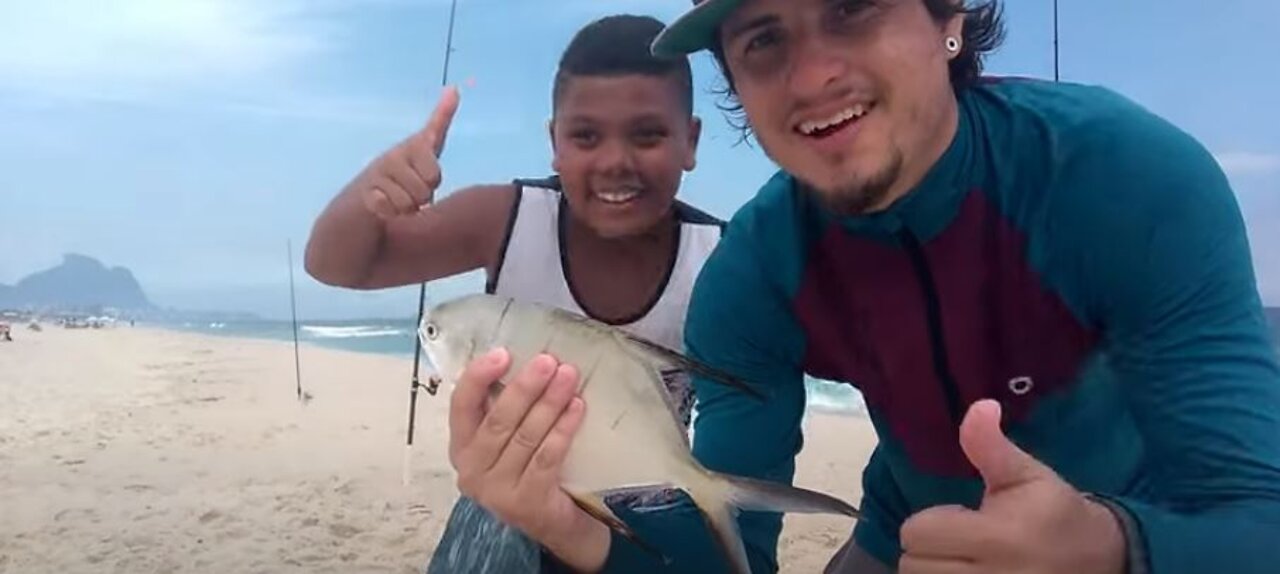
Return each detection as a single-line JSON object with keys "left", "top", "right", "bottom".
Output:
{"left": 536, "top": 302, "right": 765, "bottom": 402}
{"left": 613, "top": 330, "right": 766, "bottom": 402}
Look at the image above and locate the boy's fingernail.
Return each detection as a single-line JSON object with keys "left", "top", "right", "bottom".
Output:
{"left": 486, "top": 348, "right": 507, "bottom": 365}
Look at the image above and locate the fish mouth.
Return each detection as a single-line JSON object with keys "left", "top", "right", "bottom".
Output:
{"left": 421, "top": 344, "right": 459, "bottom": 386}
{"left": 794, "top": 102, "right": 874, "bottom": 139}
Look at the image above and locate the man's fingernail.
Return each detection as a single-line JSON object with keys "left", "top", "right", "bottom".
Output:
{"left": 486, "top": 348, "right": 507, "bottom": 365}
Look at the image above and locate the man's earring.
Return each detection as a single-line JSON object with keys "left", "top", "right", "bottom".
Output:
{"left": 945, "top": 36, "right": 961, "bottom": 54}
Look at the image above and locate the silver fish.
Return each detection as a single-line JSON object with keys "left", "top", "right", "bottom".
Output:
{"left": 419, "top": 293, "right": 861, "bottom": 573}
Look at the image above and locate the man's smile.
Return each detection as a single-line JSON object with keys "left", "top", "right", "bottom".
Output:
{"left": 793, "top": 100, "right": 878, "bottom": 155}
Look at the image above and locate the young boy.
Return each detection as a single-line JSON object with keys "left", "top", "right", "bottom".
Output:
{"left": 304, "top": 14, "right": 721, "bottom": 573}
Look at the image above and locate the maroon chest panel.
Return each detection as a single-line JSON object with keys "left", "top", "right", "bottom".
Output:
{"left": 793, "top": 191, "right": 1099, "bottom": 477}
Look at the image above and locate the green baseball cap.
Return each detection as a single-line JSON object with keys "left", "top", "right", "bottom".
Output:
{"left": 651, "top": 0, "right": 747, "bottom": 57}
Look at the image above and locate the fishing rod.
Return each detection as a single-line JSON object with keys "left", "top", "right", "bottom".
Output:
{"left": 404, "top": 0, "right": 459, "bottom": 486}
{"left": 287, "top": 239, "right": 305, "bottom": 403}
{"left": 1053, "top": 0, "right": 1060, "bottom": 82}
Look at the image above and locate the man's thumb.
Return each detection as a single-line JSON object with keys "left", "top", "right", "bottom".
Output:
{"left": 960, "top": 399, "right": 1049, "bottom": 493}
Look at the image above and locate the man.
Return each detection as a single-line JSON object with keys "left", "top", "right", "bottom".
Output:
{"left": 443, "top": 1, "right": 1280, "bottom": 573}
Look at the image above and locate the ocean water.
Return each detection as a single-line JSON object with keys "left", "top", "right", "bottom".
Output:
{"left": 161, "top": 318, "right": 867, "bottom": 415}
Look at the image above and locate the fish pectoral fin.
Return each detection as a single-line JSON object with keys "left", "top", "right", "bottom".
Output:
{"left": 565, "top": 491, "right": 671, "bottom": 566}
{"left": 684, "top": 477, "right": 753, "bottom": 574}
{"left": 615, "top": 332, "right": 766, "bottom": 402}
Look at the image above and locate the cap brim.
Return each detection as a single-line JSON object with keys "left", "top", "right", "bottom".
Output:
{"left": 651, "top": 0, "right": 745, "bottom": 57}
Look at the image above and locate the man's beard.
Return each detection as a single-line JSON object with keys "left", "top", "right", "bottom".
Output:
{"left": 800, "top": 149, "right": 905, "bottom": 216}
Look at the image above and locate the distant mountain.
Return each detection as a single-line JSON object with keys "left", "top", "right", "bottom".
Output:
{"left": 0, "top": 254, "right": 264, "bottom": 322}
{"left": 0, "top": 254, "right": 153, "bottom": 312}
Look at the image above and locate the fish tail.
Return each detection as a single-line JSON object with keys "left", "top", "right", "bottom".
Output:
{"left": 711, "top": 471, "right": 862, "bottom": 518}
{"left": 685, "top": 471, "right": 862, "bottom": 574}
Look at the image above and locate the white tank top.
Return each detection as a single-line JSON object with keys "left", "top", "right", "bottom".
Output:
{"left": 486, "top": 176, "right": 723, "bottom": 429}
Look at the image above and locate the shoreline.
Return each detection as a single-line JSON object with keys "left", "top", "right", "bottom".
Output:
{"left": 146, "top": 320, "right": 871, "bottom": 418}
{"left": 0, "top": 324, "right": 876, "bottom": 573}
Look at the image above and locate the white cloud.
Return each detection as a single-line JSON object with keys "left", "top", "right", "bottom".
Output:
{"left": 0, "top": 0, "right": 501, "bottom": 129}
{"left": 0, "top": 1, "right": 329, "bottom": 97}
{"left": 1214, "top": 152, "right": 1280, "bottom": 177}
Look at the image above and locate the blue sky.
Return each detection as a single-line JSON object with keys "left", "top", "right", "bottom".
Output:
{"left": 1, "top": 0, "right": 1277, "bottom": 320}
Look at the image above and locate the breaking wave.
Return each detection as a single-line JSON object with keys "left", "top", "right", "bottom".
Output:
{"left": 301, "top": 325, "right": 406, "bottom": 339}
{"left": 805, "top": 377, "right": 867, "bottom": 415}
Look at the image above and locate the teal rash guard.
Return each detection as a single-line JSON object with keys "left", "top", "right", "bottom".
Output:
{"left": 574, "top": 77, "right": 1280, "bottom": 573}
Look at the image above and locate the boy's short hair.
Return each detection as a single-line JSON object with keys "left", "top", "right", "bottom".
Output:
{"left": 553, "top": 14, "right": 694, "bottom": 115}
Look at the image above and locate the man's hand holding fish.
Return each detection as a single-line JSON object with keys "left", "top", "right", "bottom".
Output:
{"left": 446, "top": 347, "right": 610, "bottom": 572}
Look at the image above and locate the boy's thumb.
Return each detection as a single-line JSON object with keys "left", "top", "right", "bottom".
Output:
{"left": 960, "top": 399, "right": 1052, "bottom": 494}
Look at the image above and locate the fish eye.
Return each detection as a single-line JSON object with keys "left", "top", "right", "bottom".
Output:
{"left": 424, "top": 323, "right": 439, "bottom": 340}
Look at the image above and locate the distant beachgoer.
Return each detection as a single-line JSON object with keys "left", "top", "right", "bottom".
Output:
{"left": 304, "top": 14, "right": 720, "bottom": 573}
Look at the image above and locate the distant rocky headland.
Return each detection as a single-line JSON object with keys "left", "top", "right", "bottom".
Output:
{"left": 1, "top": 254, "right": 1275, "bottom": 341}
{"left": 0, "top": 254, "right": 259, "bottom": 322}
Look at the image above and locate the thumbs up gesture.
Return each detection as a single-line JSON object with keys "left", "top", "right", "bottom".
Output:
{"left": 361, "top": 86, "right": 461, "bottom": 220}
{"left": 898, "top": 400, "right": 1128, "bottom": 574}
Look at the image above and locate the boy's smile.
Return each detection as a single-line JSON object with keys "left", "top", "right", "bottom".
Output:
{"left": 591, "top": 181, "right": 643, "bottom": 206}
{"left": 550, "top": 74, "right": 700, "bottom": 239}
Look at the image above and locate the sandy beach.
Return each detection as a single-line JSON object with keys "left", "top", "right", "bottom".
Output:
{"left": 0, "top": 325, "right": 877, "bottom": 573}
